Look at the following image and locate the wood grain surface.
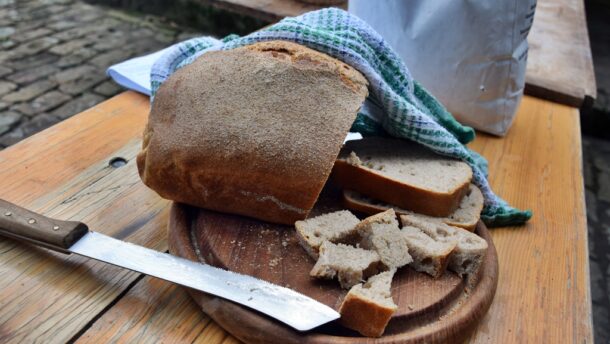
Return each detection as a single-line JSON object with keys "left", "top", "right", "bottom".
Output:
{"left": 526, "top": 0, "right": 596, "bottom": 107}
{"left": 0, "top": 92, "right": 170, "bottom": 343}
{"left": 167, "top": 195, "right": 498, "bottom": 343}
{"left": 466, "top": 97, "right": 591, "bottom": 343}
{"left": 0, "top": 92, "right": 592, "bottom": 343}
{"left": 75, "top": 276, "right": 238, "bottom": 344}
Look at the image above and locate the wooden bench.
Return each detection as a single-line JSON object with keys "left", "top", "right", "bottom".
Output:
{"left": 0, "top": 91, "right": 592, "bottom": 342}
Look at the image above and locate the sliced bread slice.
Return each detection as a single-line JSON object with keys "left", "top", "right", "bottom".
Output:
{"left": 295, "top": 210, "right": 361, "bottom": 259}
{"left": 400, "top": 215, "right": 488, "bottom": 277}
{"left": 310, "top": 241, "right": 382, "bottom": 289}
{"left": 332, "top": 137, "right": 473, "bottom": 217}
{"left": 343, "top": 184, "right": 484, "bottom": 231}
{"left": 354, "top": 209, "right": 413, "bottom": 269}
{"left": 339, "top": 269, "right": 397, "bottom": 337}
{"left": 401, "top": 226, "right": 457, "bottom": 278}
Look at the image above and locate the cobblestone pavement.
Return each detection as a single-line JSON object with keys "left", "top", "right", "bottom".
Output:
{"left": 0, "top": 0, "right": 200, "bottom": 148}
{"left": 587, "top": 0, "right": 610, "bottom": 113}
{"left": 583, "top": 135, "right": 610, "bottom": 344}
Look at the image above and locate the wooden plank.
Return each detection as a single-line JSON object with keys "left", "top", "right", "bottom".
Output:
{"left": 0, "top": 91, "right": 173, "bottom": 343}
{"left": 467, "top": 97, "right": 592, "bottom": 342}
{"left": 525, "top": 0, "right": 596, "bottom": 106}
{"left": 73, "top": 95, "right": 591, "bottom": 342}
{"left": 199, "top": 0, "right": 345, "bottom": 22}
{"left": 74, "top": 278, "right": 216, "bottom": 344}
{"left": 0, "top": 91, "right": 150, "bottom": 205}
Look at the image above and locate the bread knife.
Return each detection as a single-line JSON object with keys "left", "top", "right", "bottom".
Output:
{"left": 0, "top": 198, "right": 339, "bottom": 331}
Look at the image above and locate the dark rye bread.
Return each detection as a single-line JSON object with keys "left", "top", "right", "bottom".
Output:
{"left": 343, "top": 184, "right": 484, "bottom": 231}
{"left": 137, "top": 41, "right": 368, "bottom": 224}
{"left": 332, "top": 137, "right": 473, "bottom": 217}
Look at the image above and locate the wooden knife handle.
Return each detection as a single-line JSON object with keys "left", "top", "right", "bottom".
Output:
{"left": 0, "top": 199, "right": 88, "bottom": 253}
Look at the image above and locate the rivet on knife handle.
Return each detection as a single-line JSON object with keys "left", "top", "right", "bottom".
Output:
{"left": 0, "top": 199, "right": 89, "bottom": 253}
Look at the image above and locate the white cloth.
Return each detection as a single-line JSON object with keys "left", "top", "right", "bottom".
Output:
{"left": 106, "top": 48, "right": 172, "bottom": 96}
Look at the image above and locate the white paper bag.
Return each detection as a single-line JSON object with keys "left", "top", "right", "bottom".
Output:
{"left": 349, "top": 0, "right": 536, "bottom": 136}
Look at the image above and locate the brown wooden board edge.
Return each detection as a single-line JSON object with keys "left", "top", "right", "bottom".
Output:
{"left": 168, "top": 202, "right": 499, "bottom": 343}
{"left": 524, "top": 82, "right": 584, "bottom": 108}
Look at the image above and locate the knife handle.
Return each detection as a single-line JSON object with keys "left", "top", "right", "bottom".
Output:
{"left": 0, "top": 199, "right": 88, "bottom": 253}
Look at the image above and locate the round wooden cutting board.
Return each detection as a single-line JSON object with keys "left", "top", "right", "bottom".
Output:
{"left": 168, "top": 187, "right": 498, "bottom": 344}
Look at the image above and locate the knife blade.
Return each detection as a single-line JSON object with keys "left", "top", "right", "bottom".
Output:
{"left": 0, "top": 199, "right": 339, "bottom": 331}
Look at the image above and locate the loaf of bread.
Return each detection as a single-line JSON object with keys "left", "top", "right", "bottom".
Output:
{"left": 310, "top": 241, "right": 382, "bottom": 289}
{"left": 137, "top": 41, "right": 368, "bottom": 225}
{"left": 400, "top": 215, "right": 488, "bottom": 277}
{"left": 295, "top": 210, "right": 361, "bottom": 259}
{"left": 339, "top": 269, "right": 397, "bottom": 337}
{"left": 354, "top": 209, "right": 412, "bottom": 269}
{"left": 332, "top": 137, "right": 472, "bottom": 217}
{"left": 343, "top": 184, "right": 484, "bottom": 231}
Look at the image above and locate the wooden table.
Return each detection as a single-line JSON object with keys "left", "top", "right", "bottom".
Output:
{"left": 201, "top": 0, "right": 596, "bottom": 107}
{"left": 0, "top": 91, "right": 593, "bottom": 343}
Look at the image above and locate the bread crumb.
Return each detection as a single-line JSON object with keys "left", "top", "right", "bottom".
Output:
{"left": 282, "top": 241, "right": 288, "bottom": 247}
{"left": 408, "top": 304, "right": 414, "bottom": 310}
{"left": 269, "top": 257, "right": 281, "bottom": 267}
{"left": 346, "top": 151, "right": 362, "bottom": 166}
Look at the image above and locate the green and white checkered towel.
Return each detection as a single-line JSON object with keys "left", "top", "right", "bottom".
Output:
{"left": 150, "top": 8, "right": 532, "bottom": 227}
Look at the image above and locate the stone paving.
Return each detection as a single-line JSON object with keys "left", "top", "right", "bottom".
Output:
{"left": 583, "top": 135, "right": 610, "bottom": 344}
{"left": 0, "top": 0, "right": 200, "bottom": 148}
{"left": 1, "top": 0, "right": 610, "bottom": 342}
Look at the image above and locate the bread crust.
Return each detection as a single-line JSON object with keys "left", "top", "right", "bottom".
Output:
{"left": 339, "top": 291, "right": 396, "bottom": 337}
{"left": 137, "top": 41, "right": 368, "bottom": 224}
{"left": 343, "top": 185, "right": 483, "bottom": 231}
{"left": 332, "top": 160, "right": 470, "bottom": 217}
{"left": 431, "top": 243, "right": 457, "bottom": 278}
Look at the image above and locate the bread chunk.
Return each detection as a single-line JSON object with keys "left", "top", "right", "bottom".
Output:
{"left": 295, "top": 210, "right": 361, "bottom": 259}
{"left": 339, "top": 269, "right": 397, "bottom": 337}
{"left": 355, "top": 209, "right": 412, "bottom": 269}
{"left": 310, "top": 241, "right": 381, "bottom": 289}
{"left": 343, "top": 184, "right": 483, "bottom": 231}
{"left": 333, "top": 137, "right": 472, "bottom": 217}
{"left": 401, "top": 226, "right": 457, "bottom": 278}
{"left": 400, "top": 215, "right": 488, "bottom": 277}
